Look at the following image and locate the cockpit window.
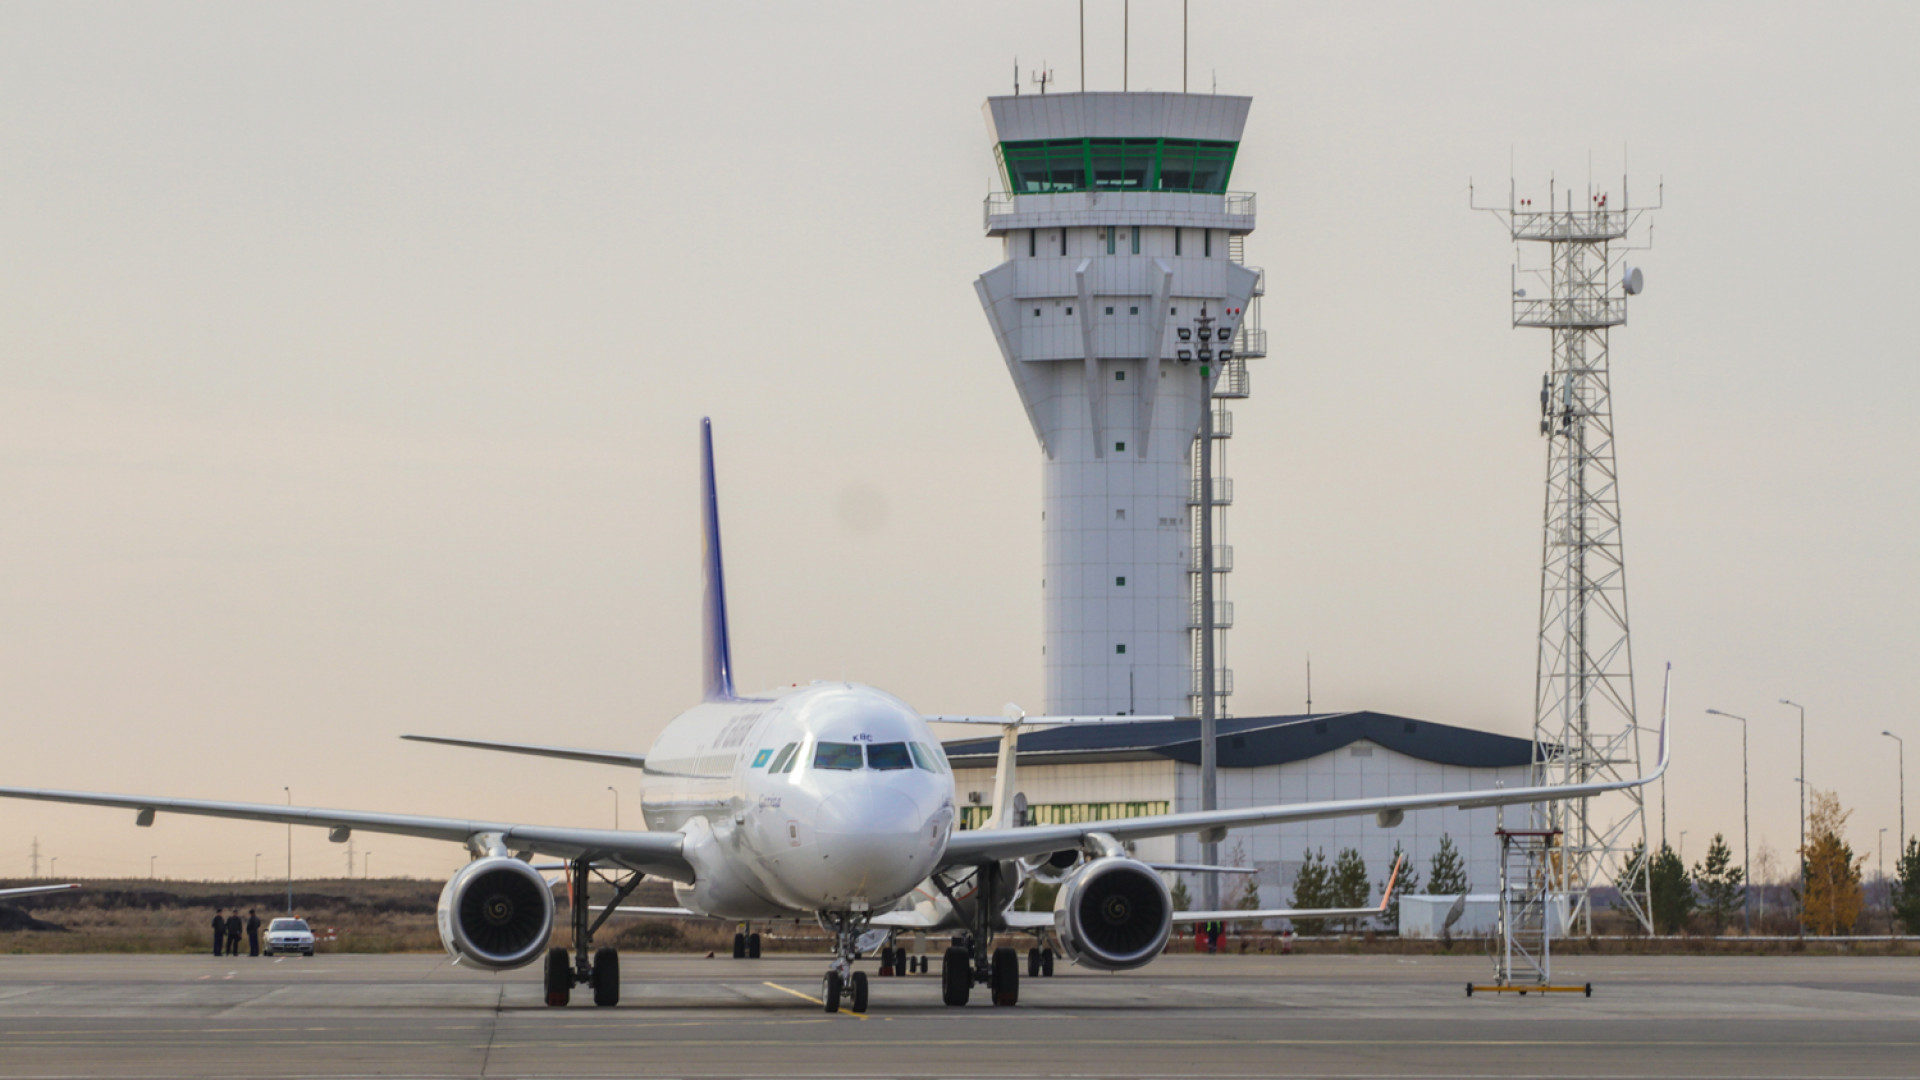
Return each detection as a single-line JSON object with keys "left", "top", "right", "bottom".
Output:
{"left": 909, "top": 741, "right": 948, "bottom": 773}
{"left": 768, "top": 742, "right": 799, "bottom": 774}
{"left": 867, "top": 742, "right": 913, "bottom": 770}
{"left": 812, "top": 742, "right": 865, "bottom": 770}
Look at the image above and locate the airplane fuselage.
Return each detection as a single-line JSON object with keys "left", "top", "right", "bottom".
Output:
{"left": 639, "top": 682, "right": 956, "bottom": 920}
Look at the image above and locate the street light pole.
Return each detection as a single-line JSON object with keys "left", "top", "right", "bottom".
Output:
{"left": 1780, "top": 699, "right": 1807, "bottom": 895}
{"left": 608, "top": 786, "right": 620, "bottom": 831}
{"left": 1680, "top": 831, "right": 1689, "bottom": 863}
{"left": 284, "top": 786, "right": 293, "bottom": 914}
{"left": 1706, "top": 709, "right": 1751, "bottom": 934}
{"left": 1177, "top": 306, "right": 1228, "bottom": 912}
{"left": 1883, "top": 731, "right": 1905, "bottom": 848}
{"left": 149, "top": 855, "right": 156, "bottom": 880}
{"left": 1880, "top": 827, "right": 1889, "bottom": 932}
{"left": 49, "top": 857, "right": 56, "bottom": 878}
{"left": 254, "top": 853, "right": 261, "bottom": 880}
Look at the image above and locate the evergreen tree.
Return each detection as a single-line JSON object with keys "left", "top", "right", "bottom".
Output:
{"left": 1801, "top": 788, "right": 1864, "bottom": 935}
{"left": 1170, "top": 878, "right": 1192, "bottom": 913}
{"left": 1649, "top": 842, "right": 1695, "bottom": 934}
{"left": 1891, "top": 837, "right": 1920, "bottom": 935}
{"left": 1426, "top": 834, "right": 1470, "bottom": 895}
{"left": 1329, "top": 847, "right": 1371, "bottom": 932}
{"left": 1376, "top": 841, "right": 1421, "bottom": 932}
{"left": 1288, "top": 848, "right": 1331, "bottom": 934}
{"left": 1234, "top": 868, "right": 1263, "bottom": 911}
{"left": 1692, "top": 833, "right": 1745, "bottom": 934}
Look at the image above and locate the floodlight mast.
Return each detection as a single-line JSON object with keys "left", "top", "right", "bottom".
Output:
{"left": 1474, "top": 171, "right": 1662, "bottom": 935}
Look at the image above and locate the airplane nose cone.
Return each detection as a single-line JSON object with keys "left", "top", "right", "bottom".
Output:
{"left": 815, "top": 788, "right": 932, "bottom": 901}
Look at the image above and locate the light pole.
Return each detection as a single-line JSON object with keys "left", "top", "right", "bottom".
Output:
{"left": 365, "top": 852, "right": 372, "bottom": 880}
{"left": 1680, "top": 831, "right": 1689, "bottom": 863}
{"left": 284, "top": 786, "right": 293, "bottom": 914}
{"left": 49, "top": 857, "right": 56, "bottom": 878}
{"left": 1176, "top": 306, "right": 1230, "bottom": 912}
{"left": 1706, "top": 709, "right": 1751, "bottom": 934}
{"left": 1882, "top": 731, "right": 1905, "bottom": 848}
{"left": 254, "top": 853, "right": 262, "bottom": 880}
{"left": 607, "top": 786, "right": 620, "bottom": 830}
{"left": 149, "top": 855, "right": 156, "bottom": 880}
{"left": 1780, "top": 699, "right": 1806, "bottom": 891}
{"left": 1880, "top": 827, "right": 1889, "bottom": 931}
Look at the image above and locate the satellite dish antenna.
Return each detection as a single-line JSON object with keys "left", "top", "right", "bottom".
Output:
{"left": 1623, "top": 266, "right": 1645, "bottom": 295}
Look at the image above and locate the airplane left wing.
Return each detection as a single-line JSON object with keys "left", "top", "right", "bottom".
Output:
{"left": 940, "top": 677, "right": 1672, "bottom": 869}
{"left": 0, "top": 883, "right": 80, "bottom": 900}
{"left": 0, "top": 786, "right": 693, "bottom": 882}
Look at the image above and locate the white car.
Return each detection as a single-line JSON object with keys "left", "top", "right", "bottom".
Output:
{"left": 263, "top": 918, "right": 316, "bottom": 956}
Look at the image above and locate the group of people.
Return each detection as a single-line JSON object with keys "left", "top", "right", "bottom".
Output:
{"left": 211, "top": 909, "right": 261, "bottom": 957}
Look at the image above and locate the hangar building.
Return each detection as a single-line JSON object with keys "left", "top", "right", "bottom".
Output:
{"left": 943, "top": 711, "right": 1533, "bottom": 912}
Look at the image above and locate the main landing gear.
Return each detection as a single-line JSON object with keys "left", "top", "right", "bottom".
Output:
{"left": 544, "top": 857, "right": 646, "bottom": 1008}
{"left": 819, "top": 912, "right": 869, "bottom": 1014}
{"left": 731, "top": 925, "right": 762, "bottom": 958}
{"left": 932, "top": 862, "right": 1049, "bottom": 1008}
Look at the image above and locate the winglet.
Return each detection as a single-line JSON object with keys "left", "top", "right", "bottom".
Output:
{"left": 1376, "top": 853, "right": 1406, "bottom": 913}
{"left": 1648, "top": 662, "right": 1673, "bottom": 780}
{"left": 700, "top": 418, "right": 736, "bottom": 702}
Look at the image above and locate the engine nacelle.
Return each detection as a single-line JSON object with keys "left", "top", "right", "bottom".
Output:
{"left": 1051, "top": 855, "right": 1172, "bottom": 972}
{"left": 436, "top": 856, "right": 555, "bottom": 971}
{"left": 1021, "top": 848, "right": 1083, "bottom": 885}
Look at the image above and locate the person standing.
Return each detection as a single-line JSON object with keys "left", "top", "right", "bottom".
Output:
{"left": 246, "top": 910, "right": 261, "bottom": 957}
{"left": 211, "top": 909, "right": 225, "bottom": 956}
{"left": 225, "top": 910, "right": 243, "bottom": 956}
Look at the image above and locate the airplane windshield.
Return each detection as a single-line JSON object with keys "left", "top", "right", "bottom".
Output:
{"left": 812, "top": 742, "right": 865, "bottom": 770}
{"left": 908, "top": 741, "right": 945, "bottom": 772}
{"left": 867, "top": 743, "right": 912, "bottom": 770}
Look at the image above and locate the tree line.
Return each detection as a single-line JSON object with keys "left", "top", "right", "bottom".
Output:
{"left": 1635, "top": 788, "right": 1920, "bottom": 936}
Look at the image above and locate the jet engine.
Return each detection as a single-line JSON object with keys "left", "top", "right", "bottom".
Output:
{"left": 1050, "top": 856, "right": 1171, "bottom": 971}
{"left": 435, "top": 856, "right": 555, "bottom": 971}
{"left": 1021, "top": 848, "right": 1083, "bottom": 884}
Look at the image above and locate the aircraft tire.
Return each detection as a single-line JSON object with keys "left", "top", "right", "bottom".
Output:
{"left": 940, "top": 947, "right": 970, "bottom": 1006}
{"left": 747, "top": 933, "right": 762, "bottom": 959}
{"left": 991, "top": 947, "right": 1019, "bottom": 1007}
{"left": 822, "top": 969, "right": 843, "bottom": 1013}
{"left": 849, "top": 970, "right": 869, "bottom": 1013}
{"left": 732, "top": 932, "right": 746, "bottom": 959}
{"left": 1027, "top": 947, "right": 1039, "bottom": 978}
{"left": 543, "top": 947, "right": 572, "bottom": 1007}
{"left": 590, "top": 948, "right": 620, "bottom": 1007}
{"left": 1041, "top": 948, "right": 1055, "bottom": 977}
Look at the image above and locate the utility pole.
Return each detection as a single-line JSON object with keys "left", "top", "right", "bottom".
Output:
{"left": 1884, "top": 731, "right": 1905, "bottom": 847}
{"left": 284, "top": 786, "right": 294, "bottom": 913}
{"left": 30, "top": 837, "right": 39, "bottom": 878}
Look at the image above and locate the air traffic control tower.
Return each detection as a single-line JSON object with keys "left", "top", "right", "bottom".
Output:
{"left": 975, "top": 93, "right": 1265, "bottom": 719}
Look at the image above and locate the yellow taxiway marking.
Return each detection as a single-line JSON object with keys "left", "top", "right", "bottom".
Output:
{"left": 761, "top": 981, "right": 868, "bottom": 1020}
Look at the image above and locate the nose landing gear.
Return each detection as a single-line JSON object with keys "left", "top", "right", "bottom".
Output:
{"left": 819, "top": 912, "right": 872, "bottom": 1014}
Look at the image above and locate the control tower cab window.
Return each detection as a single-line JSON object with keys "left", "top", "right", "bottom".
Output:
{"left": 867, "top": 743, "right": 913, "bottom": 771}
{"left": 812, "top": 742, "right": 865, "bottom": 771}
{"left": 997, "top": 138, "right": 1238, "bottom": 195}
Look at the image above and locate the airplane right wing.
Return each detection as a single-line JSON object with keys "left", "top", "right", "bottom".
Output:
{"left": 1174, "top": 854, "right": 1406, "bottom": 924}
{"left": 0, "top": 883, "right": 80, "bottom": 901}
{"left": 940, "top": 673, "right": 1673, "bottom": 869}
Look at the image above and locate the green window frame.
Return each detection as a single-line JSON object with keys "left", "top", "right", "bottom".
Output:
{"left": 997, "top": 138, "right": 1238, "bottom": 194}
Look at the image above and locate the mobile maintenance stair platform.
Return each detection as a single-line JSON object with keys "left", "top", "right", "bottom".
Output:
{"left": 1467, "top": 827, "right": 1591, "bottom": 997}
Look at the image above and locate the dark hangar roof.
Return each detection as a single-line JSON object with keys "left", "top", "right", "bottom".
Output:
{"left": 940, "top": 711, "right": 1535, "bottom": 771}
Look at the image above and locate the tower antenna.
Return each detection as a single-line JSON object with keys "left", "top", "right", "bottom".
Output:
{"left": 1183, "top": 0, "right": 1189, "bottom": 93}
{"left": 1123, "top": 0, "right": 1130, "bottom": 91}
{"left": 1030, "top": 66, "right": 1054, "bottom": 95}
{"left": 1474, "top": 167, "right": 1663, "bottom": 936}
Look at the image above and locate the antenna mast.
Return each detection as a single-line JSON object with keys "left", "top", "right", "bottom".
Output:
{"left": 1476, "top": 170, "right": 1662, "bottom": 935}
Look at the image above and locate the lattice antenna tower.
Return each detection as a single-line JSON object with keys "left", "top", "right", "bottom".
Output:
{"left": 1474, "top": 171, "right": 1661, "bottom": 934}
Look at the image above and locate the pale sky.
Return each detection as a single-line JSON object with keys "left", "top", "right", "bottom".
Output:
{"left": 2, "top": 2, "right": 1915, "bottom": 884}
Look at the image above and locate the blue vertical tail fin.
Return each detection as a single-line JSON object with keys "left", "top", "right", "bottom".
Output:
{"left": 700, "top": 418, "right": 737, "bottom": 702}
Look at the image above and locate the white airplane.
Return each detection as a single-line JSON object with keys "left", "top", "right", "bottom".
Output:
{"left": 0, "top": 884, "right": 80, "bottom": 901}
{"left": 0, "top": 420, "right": 1670, "bottom": 1014}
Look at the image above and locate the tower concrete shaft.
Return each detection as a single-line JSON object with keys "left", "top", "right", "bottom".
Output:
{"left": 1486, "top": 177, "right": 1658, "bottom": 934}
{"left": 975, "top": 92, "right": 1263, "bottom": 719}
